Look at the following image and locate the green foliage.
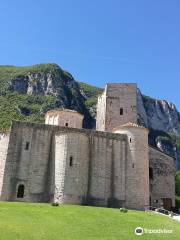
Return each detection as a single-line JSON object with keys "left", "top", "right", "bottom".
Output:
{"left": 0, "top": 91, "right": 57, "bottom": 130}
{"left": 51, "top": 202, "right": 59, "bottom": 207}
{"left": 0, "top": 202, "right": 180, "bottom": 240}
{"left": 149, "top": 129, "right": 180, "bottom": 149}
{"left": 0, "top": 63, "right": 91, "bottom": 130}
{"left": 0, "top": 63, "right": 101, "bottom": 129}
{"left": 119, "top": 208, "right": 128, "bottom": 213}
{"left": 78, "top": 82, "right": 103, "bottom": 99}
{"left": 78, "top": 82, "right": 103, "bottom": 116}
{"left": 0, "top": 63, "right": 60, "bottom": 77}
{"left": 175, "top": 196, "right": 180, "bottom": 213}
{"left": 0, "top": 64, "right": 60, "bottom": 92}
{"left": 175, "top": 172, "right": 180, "bottom": 196}
{"left": 62, "top": 70, "right": 73, "bottom": 79}
{"left": 169, "top": 134, "right": 180, "bottom": 148}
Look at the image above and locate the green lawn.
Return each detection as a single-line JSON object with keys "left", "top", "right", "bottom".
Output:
{"left": 0, "top": 202, "right": 179, "bottom": 240}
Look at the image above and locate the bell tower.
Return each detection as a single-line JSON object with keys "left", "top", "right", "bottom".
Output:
{"left": 96, "top": 83, "right": 138, "bottom": 132}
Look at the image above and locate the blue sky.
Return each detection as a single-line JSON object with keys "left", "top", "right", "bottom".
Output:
{"left": 0, "top": 0, "right": 180, "bottom": 110}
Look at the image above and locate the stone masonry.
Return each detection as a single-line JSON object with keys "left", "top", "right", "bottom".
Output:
{"left": 0, "top": 83, "right": 176, "bottom": 210}
{"left": 96, "top": 83, "right": 137, "bottom": 132}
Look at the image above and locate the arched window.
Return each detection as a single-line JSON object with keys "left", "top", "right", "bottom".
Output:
{"left": 65, "top": 123, "right": 68, "bottom": 127}
{"left": 17, "top": 184, "right": 25, "bottom": 198}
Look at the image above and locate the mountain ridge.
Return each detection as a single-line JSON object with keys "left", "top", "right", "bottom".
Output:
{"left": 0, "top": 63, "right": 179, "bottom": 169}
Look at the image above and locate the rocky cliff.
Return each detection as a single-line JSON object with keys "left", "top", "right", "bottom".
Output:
{"left": 137, "top": 90, "right": 180, "bottom": 169}
{"left": 0, "top": 64, "right": 95, "bottom": 128}
{"left": 0, "top": 63, "right": 179, "bottom": 169}
{"left": 8, "top": 64, "right": 85, "bottom": 108}
{"left": 137, "top": 89, "right": 180, "bottom": 135}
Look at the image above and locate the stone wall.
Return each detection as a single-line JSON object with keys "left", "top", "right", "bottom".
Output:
{"left": 113, "top": 126, "right": 149, "bottom": 210}
{"left": 1, "top": 120, "right": 174, "bottom": 211}
{"left": 86, "top": 133, "right": 127, "bottom": 208}
{"left": 149, "top": 147, "right": 175, "bottom": 209}
{"left": 0, "top": 121, "right": 54, "bottom": 202}
{"left": 96, "top": 83, "right": 137, "bottom": 132}
{"left": 53, "top": 129, "right": 128, "bottom": 208}
{"left": 0, "top": 133, "right": 10, "bottom": 196}
{"left": 54, "top": 132, "right": 89, "bottom": 204}
{"left": 45, "top": 109, "right": 83, "bottom": 128}
{"left": 0, "top": 121, "right": 133, "bottom": 208}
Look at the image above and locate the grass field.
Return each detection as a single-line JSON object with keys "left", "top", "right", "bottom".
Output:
{"left": 0, "top": 202, "right": 179, "bottom": 240}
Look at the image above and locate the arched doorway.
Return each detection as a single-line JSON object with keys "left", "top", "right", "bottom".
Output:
{"left": 17, "top": 184, "right": 25, "bottom": 198}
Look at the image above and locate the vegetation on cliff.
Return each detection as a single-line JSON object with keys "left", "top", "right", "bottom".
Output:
{"left": 149, "top": 129, "right": 180, "bottom": 149}
{"left": 175, "top": 172, "right": 180, "bottom": 211}
{"left": 0, "top": 63, "right": 180, "bottom": 211}
{"left": 0, "top": 64, "right": 101, "bottom": 130}
{"left": 78, "top": 82, "right": 103, "bottom": 117}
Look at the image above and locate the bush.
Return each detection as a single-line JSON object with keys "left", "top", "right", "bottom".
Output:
{"left": 175, "top": 172, "right": 180, "bottom": 196}
{"left": 51, "top": 202, "right": 59, "bottom": 207}
{"left": 175, "top": 196, "right": 180, "bottom": 213}
{"left": 119, "top": 208, "right": 128, "bottom": 213}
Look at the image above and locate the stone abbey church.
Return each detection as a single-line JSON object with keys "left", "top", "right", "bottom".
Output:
{"left": 0, "top": 84, "right": 175, "bottom": 210}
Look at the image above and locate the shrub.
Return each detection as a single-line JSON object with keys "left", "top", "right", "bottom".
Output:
{"left": 119, "top": 208, "right": 128, "bottom": 213}
{"left": 51, "top": 202, "right": 59, "bottom": 207}
{"left": 175, "top": 196, "right": 180, "bottom": 213}
{"left": 175, "top": 172, "right": 180, "bottom": 196}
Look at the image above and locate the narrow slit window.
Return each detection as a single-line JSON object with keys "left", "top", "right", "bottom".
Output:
{"left": 120, "top": 108, "right": 123, "bottom": 115}
{"left": 149, "top": 168, "right": 153, "bottom": 180}
{"left": 69, "top": 156, "right": 73, "bottom": 166}
{"left": 25, "top": 142, "right": 30, "bottom": 150}
{"left": 130, "top": 138, "right": 132, "bottom": 143}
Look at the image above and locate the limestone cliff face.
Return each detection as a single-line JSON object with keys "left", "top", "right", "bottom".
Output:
{"left": 1, "top": 64, "right": 180, "bottom": 168}
{"left": 9, "top": 65, "right": 82, "bottom": 108}
{"left": 7, "top": 64, "right": 92, "bottom": 128}
{"left": 137, "top": 89, "right": 180, "bottom": 135}
{"left": 137, "top": 90, "right": 180, "bottom": 170}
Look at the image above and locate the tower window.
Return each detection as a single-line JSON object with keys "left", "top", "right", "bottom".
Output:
{"left": 25, "top": 142, "right": 30, "bottom": 150}
{"left": 149, "top": 168, "right": 153, "bottom": 180}
{"left": 17, "top": 184, "right": 25, "bottom": 198}
{"left": 65, "top": 123, "right": 68, "bottom": 127}
{"left": 69, "top": 156, "right": 73, "bottom": 166}
{"left": 130, "top": 138, "right": 132, "bottom": 143}
{"left": 120, "top": 108, "right": 123, "bottom": 115}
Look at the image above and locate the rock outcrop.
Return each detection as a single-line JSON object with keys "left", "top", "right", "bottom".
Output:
{"left": 1, "top": 63, "right": 180, "bottom": 169}
{"left": 4, "top": 64, "right": 93, "bottom": 128}
{"left": 137, "top": 90, "right": 180, "bottom": 170}
{"left": 137, "top": 89, "right": 180, "bottom": 135}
